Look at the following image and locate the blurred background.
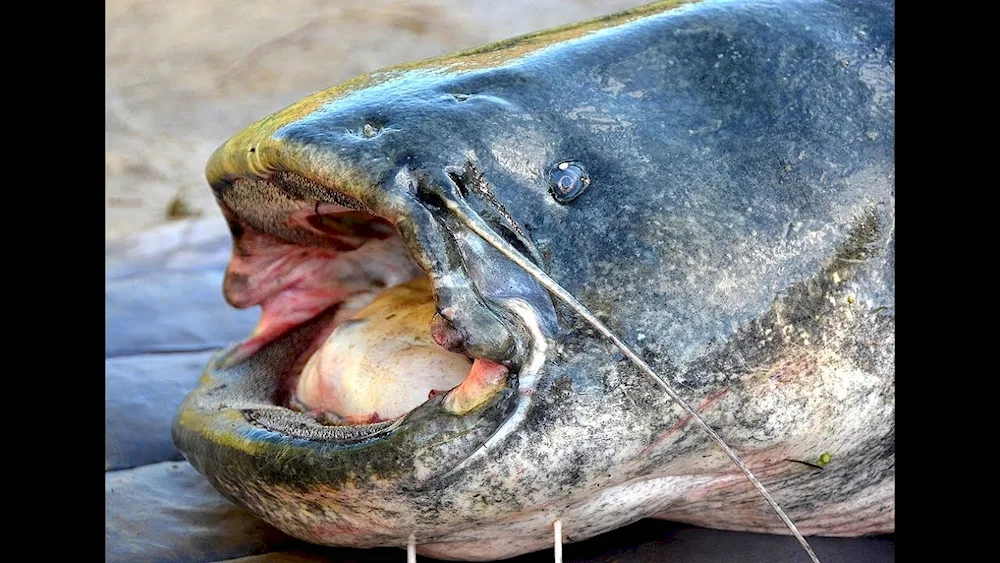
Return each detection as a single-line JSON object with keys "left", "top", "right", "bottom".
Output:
{"left": 105, "top": 0, "right": 645, "bottom": 240}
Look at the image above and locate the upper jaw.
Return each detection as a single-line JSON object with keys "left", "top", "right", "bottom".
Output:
{"left": 212, "top": 165, "right": 555, "bottom": 361}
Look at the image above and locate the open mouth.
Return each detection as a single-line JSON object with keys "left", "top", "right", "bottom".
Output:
{"left": 212, "top": 170, "right": 521, "bottom": 433}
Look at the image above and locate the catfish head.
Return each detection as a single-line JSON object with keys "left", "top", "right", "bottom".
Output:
{"left": 173, "top": 1, "right": 895, "bottom": 560}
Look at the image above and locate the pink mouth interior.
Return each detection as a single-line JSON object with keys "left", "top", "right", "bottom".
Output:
{"left": 220, "top": 200, "right": 496, "bottom": 425}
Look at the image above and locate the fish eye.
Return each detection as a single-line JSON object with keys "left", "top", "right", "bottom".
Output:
{"left": 549, "top": 160, "right": 590, "bottom": 203}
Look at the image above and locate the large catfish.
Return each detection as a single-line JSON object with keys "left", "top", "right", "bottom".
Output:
{"left": 172, "top": 0, "right": 895, "bottom": 559}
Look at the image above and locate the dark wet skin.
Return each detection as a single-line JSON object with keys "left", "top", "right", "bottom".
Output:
{"left": 155, "top": 0, "right": 894, "bottom": 559}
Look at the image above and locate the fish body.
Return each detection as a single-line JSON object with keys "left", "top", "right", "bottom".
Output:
{"left": 173, "top": 0, "right": 895, "bottom": 559}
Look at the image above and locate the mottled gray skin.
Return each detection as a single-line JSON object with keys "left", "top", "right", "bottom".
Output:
{"left": 173, "top": 0, "right": 894, "bottom": 560}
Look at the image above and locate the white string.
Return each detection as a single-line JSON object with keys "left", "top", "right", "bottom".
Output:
{"left": 553, "top": 520, "right": 563, "bottom": 563}
{"left": 407, "top": 533, "right": 416, "bottom": 563}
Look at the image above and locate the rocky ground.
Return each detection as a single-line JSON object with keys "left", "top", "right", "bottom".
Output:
{"left": 105, "top": 0, "right": 645, "bottom": 240}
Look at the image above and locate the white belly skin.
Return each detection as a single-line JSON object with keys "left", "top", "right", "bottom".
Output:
{"left": 210, "top": 343, "right": 893, "bottom": 561}
{"left": 417, "top": 472, "right": 892, "bottom": 561}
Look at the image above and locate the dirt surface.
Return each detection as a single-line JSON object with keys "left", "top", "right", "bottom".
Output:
{"left": 105, "top": 0, "right": 645, "bottom": 240}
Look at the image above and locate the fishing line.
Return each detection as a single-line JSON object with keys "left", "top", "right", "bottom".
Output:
{"left": 441, "top": 196, "right": 821, "bottom": 563}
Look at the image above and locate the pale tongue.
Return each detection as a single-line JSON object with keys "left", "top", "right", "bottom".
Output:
{"left": 294, "top": 277, "right": 472, "bottom": 424}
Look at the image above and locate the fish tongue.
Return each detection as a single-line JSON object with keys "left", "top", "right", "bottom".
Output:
{"left": 293, "top": 277, "right": 472, "bottom": 423}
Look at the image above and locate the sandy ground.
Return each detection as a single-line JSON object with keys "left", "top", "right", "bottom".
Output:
{"left": 105, "top": 0, "right": 646, "bottom": 240}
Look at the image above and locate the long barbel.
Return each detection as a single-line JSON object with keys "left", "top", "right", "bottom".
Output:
{"left": 437, "top": 191, "right": 822, "bottom": 563}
